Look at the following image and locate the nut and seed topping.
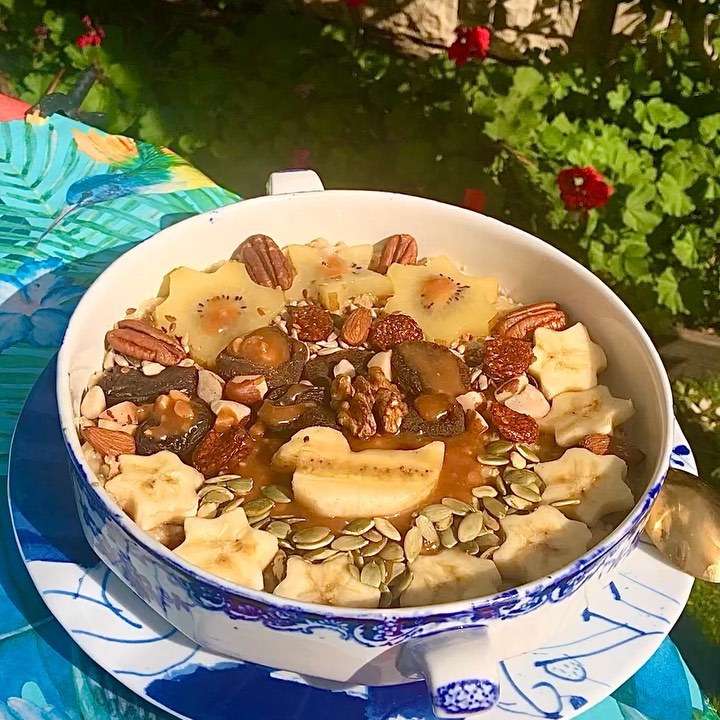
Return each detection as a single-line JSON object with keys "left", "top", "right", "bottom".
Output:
{"left": 233, "top": 234, "right": 293, "bottom": 290}
{"left": 340, "top": 308, "right": 373, "bottom": 346}
{"left": 106, "top": 319, "right": 185, "bottom": 366}
{"left": 370, "top": 234, "right": 418, "bottom": 275}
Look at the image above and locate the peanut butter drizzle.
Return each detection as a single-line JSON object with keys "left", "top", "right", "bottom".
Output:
{"left": 257, "top": 402, "right": 310, "bottom": 427}
{"left": 144, "top": 397, "right": 195, "bottom": 440}
{"left": 230, "top": 327, "right": 290, "bottom": 367}
{"left": 413, "top": 393, "right": 454, "bottom": 422}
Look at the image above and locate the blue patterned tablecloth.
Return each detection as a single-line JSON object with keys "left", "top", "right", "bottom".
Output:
{"left": 0, "top": 113, "right": 715, "bottom": 720}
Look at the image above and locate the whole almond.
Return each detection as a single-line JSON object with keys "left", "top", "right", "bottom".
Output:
{"left": 83, "top": 426, "right": 136, "bottom": 457}
{"left": 341, "top": 308, "right": 372, "bottom": 346}
{"left": 224, "top": 375, "right": 268, "bottom": 405}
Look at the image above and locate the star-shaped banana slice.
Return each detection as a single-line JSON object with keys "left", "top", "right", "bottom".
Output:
{"left": 538, "top": 385, "right": 634, "bottom": 447}
{"left": 174, "top": 507, "right": 278, "bottom": 589}
{"left": 399, "top": 549, "right": 501, "bottom": 607}
{"left": 529, "top": 323, "right": 607, "bottom": 399}
{"left": 274, "top": 555, "right": 380, "bottom": 608}
{"left": 493, "top": 505, "right": 591, "bottom": 585}
{"left": 105, "top": 450, "right": 204, "bottom": 531}
{"left": 536, "top": 448, "right": 634, "bottom": 526}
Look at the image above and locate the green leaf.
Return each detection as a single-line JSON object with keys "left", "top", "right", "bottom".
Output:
{"left": 672, "top": 226, "right": 702, "bottom": 268}
{"left": 657, "top": 173, "right": 695, "bottom": 217}
{"left": 622, "top": 184, "right": 662, "bottom": 233}
{"left": 656, "top": 267, "right": 687, "bottom": 313}
{"left": 607, "top": 84, "right": 630, "bottom": 112}
{"left": 138, "top": 107, "right": 169, "bottom": 147}
{"left": 699, "top": 113, "right": 720, "bottom": 144}
{"left": 646, "top": 98, "right": 690, "bottom": 131}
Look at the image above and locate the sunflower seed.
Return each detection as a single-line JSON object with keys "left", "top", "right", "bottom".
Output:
{"left": 516, "top": 444, "right": 540, "bottom": 463}
{"left": 485, "top": 440, "right": 513, "bottom": 455}
{"left": 244, "top": 498, "right": 274, "bottom": 518}
{"left": 267, "top": 520, "right": 292, "bottom": 539}
{"left": 343, "top": 518, "right": 375, "bottom": 536}
{"left": 364, "top": 529, "right": 384, "bottom": 543}
{"left": 272, "top": 551, "right": 286, "bottom": 581}
{"left": 373, "top": 517, "right": 401, "bottom": 541}
{"left": 511, "top": 484, "right": 542, "bottom": 503}
{"left": 225, "top": 477, "right": 254, "bottom": 494}
{"left": 292, "top": 526, "right": 332, "bottom": 545}
{"left": 415, "top": 514, "right": 440, "bottom": 545}
{"left": 477, "top": 454, "right": 510, "bottom": 466}
{"left": 389, "top": 567, "right": 413, "bottom": 597}
{"left": 348, "top": 564, "right": 361, "bottom": 581}
{"left": 551, "top": 498, "right": 582, "bottom": 508}
{"left": 505, "top": 495, "right": 534, "bottom": 511}
{"left": 483, "top": 511, "right": 500, "bottom": 531}
{"left": 458, "top": 540, "right": 480, "bottom": 555}
{"left": 222, "top": 498, "right": 244, "bottom": 514}
{"left": 379, "top": 591, "right": 393, "bottom": 608}
{"left": 457, "top": 512, "right": 485, "bottom": 543}
{"left": 404, "top": 527, "right": 423, "bottom": 563}
{"left": 331, "top": 535, "right": 369, "bottom": 552}
{"left": 472, "top": 485, "right": 498, "bottom": 499}
{"left": 262, "top": 484, "right": 293, "bottom": 503}
{"left": 197, "top": 501, "right": 218, "bottom": 518}
{"left": 477, "top": 532, "right": 501, "bottom": 548}
{"left": 440, "top": 527, "right": 458, "bottom": 548}
{"left": 420, "top": 504, "right": 453, "bottom": 524}
{"left": 304, "top": 547, "right": 338, "bottom": 562}
{"left": 360, "top": 538, "right": 388, "bottom": 557}
{"left": 435, "top": 514, "right": 455, "bottom": 531}
{"left": 442, "top": 497, "right": 475, "bottom": 516}
{"left": 483, "top": 496, "right": 508, "bottom": 518}
{"left": 200, "top": 487, "right": 235, "bottom": 505}
{"left": 361, "top": 562, "right": 383, "bottom": 588}
{"left": 379, "top": 541, "right": 405, "bottom": 562}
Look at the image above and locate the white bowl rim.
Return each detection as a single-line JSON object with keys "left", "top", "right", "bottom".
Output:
{"left": 57, "top": 188, "right": 674, "bottom": 620}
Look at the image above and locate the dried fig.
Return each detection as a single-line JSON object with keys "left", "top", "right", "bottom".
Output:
{"left": 99, "top": 366, "right": 198, "bottom": 407}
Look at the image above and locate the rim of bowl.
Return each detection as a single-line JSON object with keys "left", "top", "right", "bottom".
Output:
{"left": 57, "top": 189, "right": 674, "bottom": 620}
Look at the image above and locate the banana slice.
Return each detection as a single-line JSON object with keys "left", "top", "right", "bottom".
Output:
{"left": 538, "top": 385, "right": 634, "bottom": 447}
{"left": 536, "top": 448, "right": 634, "bottom": 526}
{"left": 174, "top": 507, "right": 278, "bottom": 589}
{"left": 400, "top": 549, "right": 501, "bottom": 607}
{"left": 529, "top": 323, "right": 607, "bottom": 400}
{"left": 105, "top": 451, "right": 204, "bottom": 531}
{"left": 493, "top": 505, "right": 591, "bottom": 584}
{"left": 274, "top": 555, "right": 380, "bottom": 608}
{"left": 272, "top": 427, "right": 444, "bottom": 518}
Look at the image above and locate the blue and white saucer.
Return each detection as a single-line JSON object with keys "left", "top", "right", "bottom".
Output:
{"left": 8, "top": 360, "right": 696, "bottom": 720}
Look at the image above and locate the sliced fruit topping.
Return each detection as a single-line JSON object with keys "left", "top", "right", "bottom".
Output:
{"left": 536, "top": 448, "right": 634, "bottom": 526}
{"left": 274, "top": 555, "right": 380, "bottom": 608}
{"left": 399, "top": 549, "right": 501, "bottom": 607}
{"left": 105, "top": 450, "right": 204, "bottom": 531}
{"left": 174, "top": 507, "right": 278, "bottom": 589}
{"left": 154, "top": 261, "right": 285, "bottom": 366}
{"left": 285, "top": 241, "right": 392, "bottom": 310}
{"left": 384, "top": 256, "right": 498, "bottom": 345}
{"left": 529, "top": 323, "right": 607, "bottom": 399}
{"left": 538, "top": 385, "right": 634, "bottom": 447}
{"left": 272, "top": 426, "right": 444, "bottom": 518}
{"left": 493, "top": 505, "right": 591, "bottom": 584}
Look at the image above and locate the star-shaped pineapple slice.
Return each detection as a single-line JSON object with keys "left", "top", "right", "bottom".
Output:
{"left": 274, "top": 555, "right": 380, "bottom": 608}
{"left": 493, "top": 505, "right": 591, "bottom": 585}
{"left": 154, "top": 261, "right": 285, "bottom": 365}
{"left": 284, "top": 240, "right": 392, "bottom": 310}
{"left": 105, "top": 451, "right": 204, "bottom": 531}
{"left": 174, "top": 507, "right": 278, "bottom": 589}
{"left": 384, "top": 256, "right": 498, "bottom": 345}
{"left": 536, "top": 448, "right": 633, "bottom": 526}
{"left": 538, "top": 385, "right": 634, "bottom": 447}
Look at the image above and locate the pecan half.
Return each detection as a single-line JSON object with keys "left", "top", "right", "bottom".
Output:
{"left": 582, "top": 433, "right": 646, "bottom": 466}
{"left": 224, "top": 375, "right": 268, "bottom": 405}
{"left": 191, "top": 425, "right": 251, "bottom": 477}
{"left": 370, "top": 314, "right": 424, "bottom": 351}
{"left": 340, "top": 307, "right": 372, "bottom": 346}
{"left": 233, "top": 234, "right": 293, "bottom": 290}
{"left": 370, "top": 234, "right": 418, "bottom": 274}
{"left": 106, "top": 319, "right": 185, "bottom": 366}
{"left": 291, "top": 304, "right": 334, "bottom": 342}
{"left": 492, "top": 302, "right": 568, "bottom": 340}
{"left": 490, "top": 402, "right": 539, "bottom": 443}
{"left": 83, "top": 426, "right": 136, "bottom": 457}
{"left": 482, "top": 337, "right": 534, "bottom": 382}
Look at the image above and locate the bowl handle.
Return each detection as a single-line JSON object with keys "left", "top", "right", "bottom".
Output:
{"left": 397, "top": 628, "right": 499, "bottom": 717}
{"left": 266, "top": 170, "right": 325, "bottom": 196}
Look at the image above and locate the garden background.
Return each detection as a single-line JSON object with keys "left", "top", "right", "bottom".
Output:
{"left": 1, "top": 0, "right": 719, "bottom": 706}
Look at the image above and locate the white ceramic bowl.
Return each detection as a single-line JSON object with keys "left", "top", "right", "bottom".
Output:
{"left": 57, "top": 171, "right": 673, "bottom": 718}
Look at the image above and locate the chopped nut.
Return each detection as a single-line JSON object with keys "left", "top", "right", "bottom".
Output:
{"left": 367, "top": 350, "right": 392, "bottom": 380}
{"left": 197, "top": 369, "right": 225, "bottom": 404}
{"left": 333, "top": 359, "right": 357, "bottom": 378}
{"left": 338, "top": 391, "right": 377, "bottom": 440}
{"left": 210, "top": 400, "right": 252, "bottom": 429}
{"left": 99, "top": 401, "right": 139, "bottom": 426}
{"left": 80, "top": 385, "right": 106, "bottom": 420}
{"left": 224, "top": 375, "right": 268, "bottom": 405}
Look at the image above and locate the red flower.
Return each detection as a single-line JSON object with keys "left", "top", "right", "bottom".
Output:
{"left": 448, "top": 26, "right": 491, "bottom": 66}
{"left": 463, "top": 188, "right": 487, "bottom": 213}
{"left": 291, "top": 148, "right": 312, "bottom": 169}
{"left": 75, "top": 16, "right": 105, "bottom": 49}
{"left": 557, "top": 167, "right": 613, "bottom": 211}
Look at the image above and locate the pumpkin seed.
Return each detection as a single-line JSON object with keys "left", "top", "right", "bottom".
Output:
{"left": 389, "top": 568, "right": 413, "bottom": 597}
{"left": 511, "top": 484, "right": 542, "bottom": 503}
{"left": 331, "top": 535, "right": 369, "bottom": 552}
{"left": 201, "top": 487, "right": 235, "bottom": 505}
{"left": 267, "top": 520, "right": 292, "bottom": 539}
{"left": 379, "top": 591, "right": 393, "bottom": 608}
{"left": 292, "top": 526, "right": 332, "bottom": 545}
{"left": 404, "top": 527, "right": 423, "bottom": 563}
{"left": 361, "top": 562, "right": 383, "bottom": 588}
{"left": 504, "top": 469, "right": 540, "bottom": 486}
{"left": 202, "top": 475, "right": 232, "bottom": 485}
{"left": 477, "top": 532, "right": 501, "bottom": 548}
{"left": 197, "top": 501, "right": 218, "bottom": 518}
{"left": 244, "top": 498, "right": 274, "bottom": 518}
{"left": 442, "top": 497, "right": 474, "bottom": 516}
{"left": 364, "top": 529, "right": 384, "bottom": 543}
{"left": 373, "top": 517, "right": 401, "bottom": 541}
{"left": 353, "top": 553, "right": 365, "bottom": 568}
{"left": 482, "top": 511, "right": 500, "bottom": 531}
{"left": 440, "top": 527, "right": 458, "bottom": 548}
{"left": 304, "top": 547, "right": 338, "bottom": 562}
{"left": 477, "top": 454, "right": 510, "bottom": 466}
{"left": 551, "top": 498, "right": 581, "bottom": 508}
{"left": 505, "top": 495, "right": 533, "bottom": 511}
{"left": 278, "top": 539, "right": 294, "bottom": 551}
{"left": 415, "top": 514, "right": 440, "bottom": 545}
{"left": 251, "top": 516, "right": 271, "bottom": 529}
{"left": 495, "top": 475, "right": 507, "bottom": 494}
{"left": 296, "top": 535, "right": 335, "bottom": 551}
{"left": 379, "top": 541, "right": 405, "bottom": 562}
{"left": 222, "top": 498, "right": 244, "bottom": 514}
{"left": 262, "top": 484, "right": 293, "bottom": 503}
{"left": 225, "top": 477, "right": 254, "bottom": 495}
{"left": 272, "top": 551, "right": 286, "bottom": 581}
{"left": 343, "top": 518, "right": 375, "bottom": 536}
{"left": 198, "top": 484, "right": 223, "bottom": 499}
{"left": 457, "top": 512, "right": 485, "bottom": 543}
{"left": 483, "top": 496, "right": 508, "bottom": 518}
{"left": 360, "top": 538, "right": 388, "bottom": 557}
{"left": 509, "top": 451, "right": 527, "bottom": 469}
{"left": 472, "top": 485, "right": 498, "bottom": 499}
{"left": 516, "top": 444, "right": 540, "bottom": 463}
{"left": 479, "top": 546, "right": 498, "bottom": 559}
{"left": 348, "top": 564, "right": 361, "bottom": 581}
{"left": 434, "top": 514, "right": 455, "bottom": 531}
{"left": 420, "top": 504, "right": 453, "bottom": 524}
{"left": 458, "top": 540, "right": 480, "bottom": 555}
{"left": 485, "top": 440, "right": 513, "bottom": 455}
{"left": 388, "top": 562, "right": 406, "bottom": 582}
